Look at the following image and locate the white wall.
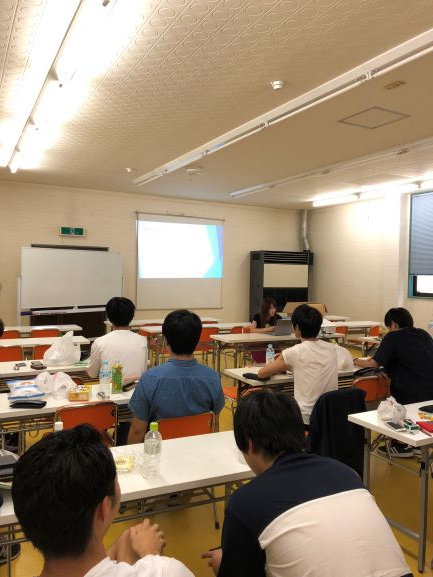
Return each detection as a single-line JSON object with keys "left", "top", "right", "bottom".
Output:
{"left": 0, "top": 181, "right": 300, "bottom": 325}
{"left": 309, "top": 193, "right": 433, "bottom": 329}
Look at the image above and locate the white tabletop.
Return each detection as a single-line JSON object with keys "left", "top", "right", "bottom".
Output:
{"left": 348, "top": 402, "right": 433, "bottom": 448}
{"left": 143, "top": 322, "right": 250, "bottom": 335}
{"left": 212, "top": 333, "right": 300, "bottom": 344}
{"left": 333, "top": 320, "right": 382, "bottom": 329}
{"left": 348, "top": 336, "right": 382, "bottom": 344}
{"left": 0, "top": 430, "right": 252, "bottom": 526}
{"left": 225, "top": 364, "right": 358, "bottom": 386}
{"left": 3, "top": 325, "right": 82, "bottom": 335}
{"left": 105, "top": 317, "right": 220, "bottom": 330}
{"left": 0, "top": 335, "right": 89, "bottom": 347}
{"left": 0, "top": 386, "right": 133, "bottom": 420}
{"left": 0, "top": 360, "right": 89, "bottom": 379}
{"left": 323, "top": 315, "right": 351, "bottom": 321}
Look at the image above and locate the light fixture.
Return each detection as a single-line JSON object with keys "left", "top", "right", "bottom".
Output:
{"left": 271, "top": 80, "right": 285, "bottom": 91}
{"left": 135, "top": 171, "right": 165, "bottom": 187}
{"left": 230, "top": 184, "right": 271, "bottom": 198}
{"left": 1, "top": 0, "right": 142, "bottom": 173}
{"left": 312, "top": 194, "right": 359, "bottom": 208}
{"left": 133, "top": 27, "right": 433, "bottom": 190}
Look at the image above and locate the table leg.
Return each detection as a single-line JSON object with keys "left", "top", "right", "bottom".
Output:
{"left": 418, "top": 446, "right": 430, "bottom": 572}
{"left": 216, "top": 342, "right": 222, "bottom": 373}
{"left": 363, "top": 429, "right": 371, "bottom": 490}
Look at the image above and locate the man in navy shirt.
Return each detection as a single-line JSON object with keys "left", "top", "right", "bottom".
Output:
{"left": 202, "top": 390, "right": 412, "bottom": 577}
{"left": 354, "top": 307, "right": 433, "bottom": 457}
{"left": 128, "top": 309, "right": 224, "bottom": 443}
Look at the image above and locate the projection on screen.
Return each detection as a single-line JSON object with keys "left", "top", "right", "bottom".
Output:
{"left": 138, "top": 221, "right": 223, "bottom": 279}
{"left": 136, "top": 215, "right": 223, "bottom": 310}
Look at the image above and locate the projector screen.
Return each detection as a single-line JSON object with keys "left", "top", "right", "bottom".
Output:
{"left": 136, "top": 213, "right": 223, "bottom": 309}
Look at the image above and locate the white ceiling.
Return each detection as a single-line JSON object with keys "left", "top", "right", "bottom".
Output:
{"left": 0, "top": 0, "right": 433, "bottom": 209}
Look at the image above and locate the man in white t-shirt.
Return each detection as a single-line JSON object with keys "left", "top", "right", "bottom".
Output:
{"left": 12, "top": 424, "right": 194, "bottom": 577}
{"left": 258, "top": 304, "right": 338, "bottom": 424}
{"left": 87, "top": 297, "right": 148, "bottom": 385}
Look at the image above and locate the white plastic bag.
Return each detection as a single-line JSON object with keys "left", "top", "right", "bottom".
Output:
{"left": 377, "top": 396, "right": 407, "bottom": 422}
{"left": 43, "top": 331, "right": 81, "bottom": 365}
{"left": 335, "top": 344, "right": 354, "bottom": 370}
{"left": 51, "top": 372, "right": 75, "bottom": 399}
{"left": 7, "top": 379, "right": 45, "bottom": 399}
{"left": 35, "top": 371, "right": 54, "bottom": 394}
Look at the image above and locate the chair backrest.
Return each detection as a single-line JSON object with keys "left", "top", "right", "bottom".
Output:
{"left": 55, "top": 401, "right": 118, "bottom": 446}
{"left": 30, "top": 328, "right": 60, "bottom": 337}
{"left": 308, "top": 388, "right": 366, "bottom": 477}
{"left": 33, "top": 344, "right": 51, "bottom": 360}
{"left": 352, "top": 374, "right": 389, "bottom": 405}
{"left": 195, "top": 327, "right": 215, "bottom": 351}
{"left": 0, "top": 330, "right": 20, "bottom": 339}
{"left": 243, "top": 326, "right": 251, "bottom": 333}
{"left": 230, "top": 325, "right": 244, "bottom": 334}
{"left": 157, "top": 412, "right": 214, "bottom": 440}
{"left": 369, "top": 325, "right": 380, "bottom": 337}
{"left": 335, "top": 326, "right": 348, "bottom": 335}
{"left": 0, "top": 345, "right": 23, "bottom": 361}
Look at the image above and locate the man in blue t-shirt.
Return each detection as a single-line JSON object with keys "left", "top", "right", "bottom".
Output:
{"left": 127, "top": 309, "right": 224, "bottom": 444}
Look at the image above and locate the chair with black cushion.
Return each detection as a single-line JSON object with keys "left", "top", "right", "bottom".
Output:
{"left": 308, "top": 388, "right": 366, "bottom": 478}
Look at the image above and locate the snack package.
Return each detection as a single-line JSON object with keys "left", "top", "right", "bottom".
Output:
{"left": 7, "top": 379, "right": 45, "bottom": 400}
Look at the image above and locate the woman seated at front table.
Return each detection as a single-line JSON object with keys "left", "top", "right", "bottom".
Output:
{"left": 250, "top": 298, "right": 282, "bottom": 333}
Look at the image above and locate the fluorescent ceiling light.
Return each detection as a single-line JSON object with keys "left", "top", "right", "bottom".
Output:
{"left": 165, "top": 153, "right": 205, "bottom": 174}
{"left": 312, "top": 195, "right": 358, "bottom": 208}
{"left": 134, "top": 28, "right": 433, "bottom": 189}
{"left": 9, "top": 152, "right": 23, "bottom": 174}
{"left": 135, "top": 172, "right": 165, "bottom": 187}
{"left": 230, "top": 184, "right": 271, "bottom": 198}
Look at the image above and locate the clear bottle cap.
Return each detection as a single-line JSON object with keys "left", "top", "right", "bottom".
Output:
{"left": 149, "top": 422, "right": 159, "bottom": 432}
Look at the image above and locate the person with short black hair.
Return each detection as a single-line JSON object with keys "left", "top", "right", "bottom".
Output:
{"left": 250, "top": 298, "right": 281, "bottom": 334}
{"left": 87, "top": 297, "right": 148, "bottom": 385}
{"left": 202, "top": 390, "right": 412, "bottom": 577}
{"left": 354, "top": 306, "right": 433, "bottom": 457}
{"left": 12, "top": 424, "right": 194, "bottom": 577}
{"left": 257, "top": 304, "right": 338, "bottom": 424}
{"left": 127, "top": 310, "right": 224, "bottom": 444}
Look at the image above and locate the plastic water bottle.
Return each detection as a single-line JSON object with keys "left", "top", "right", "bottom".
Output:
{"left": 143, "top": 422, "right": 162, "bottom": 478}
{"left": 99, "top": 360, "right": 112, "bottom": 397}
{"left": 266, "top": 344, "right": 275, "bottom": 365}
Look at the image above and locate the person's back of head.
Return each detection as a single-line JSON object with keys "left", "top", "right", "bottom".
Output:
{"left": 234, "top": 390, "right": 306, "bottom": 458}
{"left": 0, "top": 318, "right": 4, "bottom": 338}
{"left": 12, "top": 424, "right": 116, "bottom": 559}
{"left": 291, "top": 304, "right": 322, "bottom": 338}
{"left": 106, "top": 296, "right": 135, "bottom": 327}
{"left": 162, "top": 309, "right": 202, "bottom": 355}
{"left": 384, "top": 307, "right": 414, "bottom": 329}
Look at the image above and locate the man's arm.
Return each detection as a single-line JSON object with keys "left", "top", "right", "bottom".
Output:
{"left": 353, "top": 356, "right": 379, "bottom": 368}
{"left": 257, "top": 354, "right": 289, "bottom": 379}
{"left": 127, "top": 416, "right": 148, "bottom": 444}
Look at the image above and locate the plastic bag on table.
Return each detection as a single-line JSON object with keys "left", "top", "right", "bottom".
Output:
{"left": 51, "top": 372, "right": 75, "bottom": 400}
{"left": 35, "top": 371, "right": 54, "bottom": 394}
{"left": 377, "top": 395, "right": 407, "bottom": 422}
{"left": 7, "top": 379, "right": 45, "bottom": 399}
{"left": 43, "top": 331, "right": 81, "bottom": 365}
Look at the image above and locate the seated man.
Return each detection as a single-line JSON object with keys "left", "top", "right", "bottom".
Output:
{"left": 257, "top": 304, "right": 338, "bottom": 425}
{"left": 127, "top": 309, "right": 224, "bottom": 444}
{"left": 11, "top": 424, "right": 194, "bottom": 577}
{"left": 354, "top": 306, "right": 433, "bottom": 458}
{"left": 87, "top": 297, "right": 148, "bottom": 385}
{"left": 202, "top": 390, "right": 412, "bottom": 577}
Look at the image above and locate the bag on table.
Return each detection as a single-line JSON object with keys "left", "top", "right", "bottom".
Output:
{"left": 43, "top": 331, "right": 81, "bottom": 365}
{"left": 377, "top": 395, "right": 406, "bottom": 422}
{"left": 7, "top": 379, "right": 45, "bottom": 400}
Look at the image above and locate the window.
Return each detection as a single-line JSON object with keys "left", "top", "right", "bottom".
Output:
{"left": 409, "top": 191, "right": 433, "bottom": 297}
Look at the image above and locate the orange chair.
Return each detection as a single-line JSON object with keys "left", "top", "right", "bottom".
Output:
{"left": 33, "top": 345, "right": 51, "bottom": 360}
{"left": 194, "top": 327, "right": 215, "bottom": 366}
{"left": 0, "top": 345, "right": 23, "bottom": 361}
{"left": 352, "top": 374, "right": 389, "bottom": 410}
{"left": 55, "top": 401, "right": 118, "bottom": 446}
{"left": 30, "top": 328, "right": 60, "bottom": 337}
{"left": 368, "top": 325, "right": 380, "bottom": 337}
{"left": 221, "top": 326, "right": 246, "bottom": 367}
{"left": 0, "top": 330, "right": 20, "bottom": 339}
{"left": 156, "top": 412, "right": 219, "bottom": 528}
{"left": 158, "top": 412, "right": 214, "bottom": 440}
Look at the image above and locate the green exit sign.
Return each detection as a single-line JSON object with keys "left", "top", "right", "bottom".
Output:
{"left": 59, "top": 226, "right": 85, "bottom": 237}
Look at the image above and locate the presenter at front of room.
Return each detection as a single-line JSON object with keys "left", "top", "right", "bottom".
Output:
{"left": 250, "top": 298, "right": 282, "bottom": 334}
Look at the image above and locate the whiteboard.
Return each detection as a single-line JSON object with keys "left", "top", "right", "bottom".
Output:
{"left": 20, "top": 247, "right": 123, "bottom": 309}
